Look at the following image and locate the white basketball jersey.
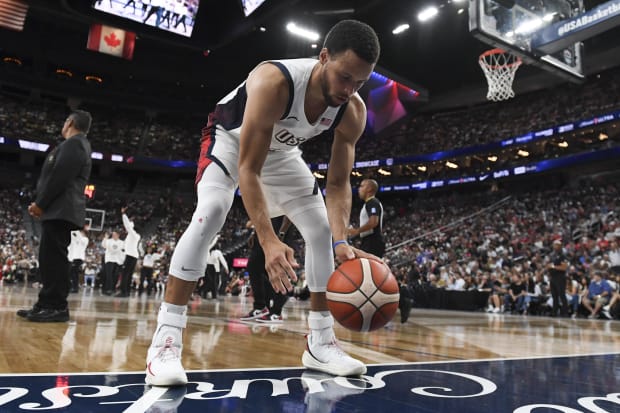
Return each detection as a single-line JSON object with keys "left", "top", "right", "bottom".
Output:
{"left": 210, "top": 58, "right": 351, "bottom": 152}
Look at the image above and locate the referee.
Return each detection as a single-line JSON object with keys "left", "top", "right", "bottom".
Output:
{"left": 348, "top": 179, "right": 385, "bottom": 257}
{"left": 348, "top": 179, "right": 412, "bottom": 322}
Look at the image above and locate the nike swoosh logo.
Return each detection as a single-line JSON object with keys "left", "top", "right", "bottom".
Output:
{"left": 286, "top": 116, "right": 299, "bottom": 121}
{"left": 181, "top": 266, "right": 198, "bottom": 272}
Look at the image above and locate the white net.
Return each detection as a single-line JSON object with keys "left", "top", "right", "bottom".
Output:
{"left": 478, "top": 49, "right": 522, "bottom": 102}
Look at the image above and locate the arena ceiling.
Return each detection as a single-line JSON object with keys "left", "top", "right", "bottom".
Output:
{"left": 1, "top": 0, "right": 619, "bottom": 111}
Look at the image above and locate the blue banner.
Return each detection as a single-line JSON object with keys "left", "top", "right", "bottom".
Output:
{"left": 531, "top": 0, "right": 620, "bottom": 55}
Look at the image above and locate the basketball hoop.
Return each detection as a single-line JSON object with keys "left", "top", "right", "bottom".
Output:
{"left": 478, "top": 48, "right": 522, "bottom": 102}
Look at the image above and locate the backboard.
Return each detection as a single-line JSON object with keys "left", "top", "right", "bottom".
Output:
{"left": 85, "top": 208, "right": 106, "bottom": 232}
{"left": 469, "top": 0, "right": 585, "bottom": 82}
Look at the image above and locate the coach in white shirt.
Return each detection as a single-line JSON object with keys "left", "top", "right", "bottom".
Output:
{"left": 102, "top": 231, "right": 124, "bottom": 295}
{"left": 140, "top": 246, "right": 164, "bottom": 294}
{"left": 67, "top": 225, "right": 89, "bottom": 293}
{"left": 117, "top": 207, "right": 141, "bottom": 297}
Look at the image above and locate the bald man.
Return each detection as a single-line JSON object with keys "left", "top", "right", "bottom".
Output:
{"left": 348, "top": 179, "right": 385, "bottom": 257}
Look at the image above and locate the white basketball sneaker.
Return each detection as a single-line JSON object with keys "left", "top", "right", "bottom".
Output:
{"left": 146, "top": 304, "right": 189, "bottom": 386}
{"left": 302, "top": 313, "right": 366, "bottom": 377}
{"left": 146, "top": 325, "right": 188, "bottom": 386}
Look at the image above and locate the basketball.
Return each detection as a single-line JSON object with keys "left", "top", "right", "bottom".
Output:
{"left": 326, "top": 258, "right": 400, "bottom": 332}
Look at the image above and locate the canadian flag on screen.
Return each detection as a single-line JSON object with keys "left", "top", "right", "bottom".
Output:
{"left": 87, "top": 24, "right": 135, "bottom": 60}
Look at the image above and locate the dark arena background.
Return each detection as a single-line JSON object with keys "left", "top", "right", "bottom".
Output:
{"left": 1, "top": 0, "right": 620, "bottom": 412}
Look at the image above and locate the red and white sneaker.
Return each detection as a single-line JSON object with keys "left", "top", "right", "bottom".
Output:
{"left": 146, "top": 325, "right": 188, "bottom": 386}
{"left": 240, "top": 307, "right": 269, "bottom": 321}
{"left": 256, "top": 313, "right": 284, "bottom": 324}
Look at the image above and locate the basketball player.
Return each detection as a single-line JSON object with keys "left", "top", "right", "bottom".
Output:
{"left": 145, "top": 19, "right": 381, "bottom": 386}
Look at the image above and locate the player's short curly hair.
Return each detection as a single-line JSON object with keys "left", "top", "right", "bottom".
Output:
{"left": 323, "top": 20, "right": 380, "bottom": 64}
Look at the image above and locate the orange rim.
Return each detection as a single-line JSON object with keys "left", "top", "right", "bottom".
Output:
{"left": 479, "top": 48, "right": 522, "bottom": 69}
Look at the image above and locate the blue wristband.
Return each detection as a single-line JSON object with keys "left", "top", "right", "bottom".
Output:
{"left": 332, "top": 240, "right": 348, "bottom": 249}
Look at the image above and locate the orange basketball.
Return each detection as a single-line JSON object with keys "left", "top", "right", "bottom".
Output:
{"left": 326, "top": 258, "right": 400, "bottom": 332}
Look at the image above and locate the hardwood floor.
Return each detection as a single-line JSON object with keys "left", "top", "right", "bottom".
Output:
{"left": 1, "top": 284, "right": 619, "bottom": 375}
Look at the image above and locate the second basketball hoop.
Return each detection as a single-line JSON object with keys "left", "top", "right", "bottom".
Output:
{"left": 478, "top": 48, "right": 522, "bottom": 102}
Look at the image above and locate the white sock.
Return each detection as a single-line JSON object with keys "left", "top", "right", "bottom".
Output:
{"left": 152, "top": 302, "right": 187, "bottom": 347}
{"left": 308, "top": 311, "right": 335, "bottom": 345}
{"left": 161, "top": 302, "right": 187, "bottom": 315}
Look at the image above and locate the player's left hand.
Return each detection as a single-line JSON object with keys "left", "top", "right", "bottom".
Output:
{"left": 263, "top": 239, "right": 299, "bottom": 294}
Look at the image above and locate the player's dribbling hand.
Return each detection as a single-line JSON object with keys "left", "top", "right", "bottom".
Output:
{"left": 263, "top": 240, "right": 299, "bottom": 294}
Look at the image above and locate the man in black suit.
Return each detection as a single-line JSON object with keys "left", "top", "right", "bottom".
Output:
{"left": 17, "top": 110, "right": 93, "bottom": 322}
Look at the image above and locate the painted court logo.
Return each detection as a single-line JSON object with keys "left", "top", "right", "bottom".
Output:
{"left": 0, "top": 356, "right": 618, "bottom": 412}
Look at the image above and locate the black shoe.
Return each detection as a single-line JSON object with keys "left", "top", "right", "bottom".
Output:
{"left": 17, "top": 304, "right": 41, "bottom": 318}
{"left": 27, "top": 308, "right": 70, "bottom": 322}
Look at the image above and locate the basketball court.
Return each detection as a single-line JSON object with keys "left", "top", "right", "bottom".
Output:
{"left": 1, "top": 0, "right": 620, "bottom": 412}
{"left": 0, "top": 285, "right": 618, "bottom": 412}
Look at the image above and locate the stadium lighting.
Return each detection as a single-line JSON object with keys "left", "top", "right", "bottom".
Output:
{"left": 378, "top": 168, "right": 391, "bottom": 176}
{"left": 487, "top": 155, "right": 498, "bottom": 162}
{"left": 445, "top": 161, "right": 458, "bottom": 169}
{"left": 392, "top": 23, "right": 410, "bottom": 34}
{"left": 517, "top": 149, "right": 530, "bottom": 157}
{"left": 542, "top": 12, "right": 557, "bottom": 22}
{"left": 457, "top": 8, "right": 465, "bottom": 14}
{"left": 558, "top": 141, "right": 569, "bottom": 148}
{"left": 286, "top": 22, "right": 320, "bottom": 41}
{"left": 599, "top": 133, "right": 608, "bottom": 141}
{"left": 515, "top": 18, "right": 543, "bottom": 35}
{"left": 417, "top": 165, "right": 427, "bottom": 172}
{"left": 418, "top": 6, "right": 438, "bottom": 22}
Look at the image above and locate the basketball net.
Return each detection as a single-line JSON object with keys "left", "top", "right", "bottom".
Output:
{"left": 478, "top": 48, "right": 522, "bottom": 102}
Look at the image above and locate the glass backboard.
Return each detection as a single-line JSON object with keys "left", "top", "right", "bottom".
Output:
{"left": 469, "top": 0, "right": 585, "bottom": 82}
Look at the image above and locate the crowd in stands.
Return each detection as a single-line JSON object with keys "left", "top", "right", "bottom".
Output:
{"left": 0, "top": 189, "right": 37, "bottom": 283}
{"left": 379, "top": 180, "right": 620, "bottom": 318}
{"left": 301, "top": 67, "right": 620, "bottom": 164}
{"left": 2, "top": 64, "right": 620, "bottom": 319}
{"left": 2, "top": 173, "right": 619, "bottom": 319}
{"left": 2, "top": 67, "right": 619, "bottom": 168}
{"left": 0, "top": 94, "right": 201, "bottom": 159}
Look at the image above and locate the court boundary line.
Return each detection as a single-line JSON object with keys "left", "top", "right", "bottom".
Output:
{"left": 1, "top": 351, "right": 618, "bottom": 377}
